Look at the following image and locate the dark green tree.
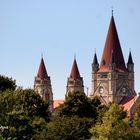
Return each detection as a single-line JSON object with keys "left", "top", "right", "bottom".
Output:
{"left": 46, "top": 116, "right": 93, "bottom": 140}
{"left": 57, "top": 91, "right": 101, "bottom": 119}
{"left": 45, "top": 91, "right": 102, "bottom": 140}
{"left": 0, "top": 75, "right": 16, "bottom": 91}
{"left": 0, "top": 89, "right": 50, "bottom": 139}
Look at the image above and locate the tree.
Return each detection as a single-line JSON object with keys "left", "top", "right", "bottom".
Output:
{"left": 0, "top": 89, "right": 50, "bottom": 139}
{"left": 130, "top": 101, "right": 140, "bottom": 139}
{"left": 90, "top": 103, "right": 138, "bottom": 140}
{"left": 46, "top": 116, "right": 93, "bottom": 140}
{"left": 0, "top": 75, "right": 16, "bottom": 91}
{"left": 45, "top": 92, "right": 102, "bottom": 140}
{"left": 57, "top": 91, "right": 101, "bottom": 119}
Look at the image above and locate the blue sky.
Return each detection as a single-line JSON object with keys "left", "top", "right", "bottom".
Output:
{"left": 0, "top": 0, "right": 140, "bottom": 99}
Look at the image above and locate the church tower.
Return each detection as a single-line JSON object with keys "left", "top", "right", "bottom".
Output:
{"left": 66, "top": 57, "right": 84, "bottom": 96}
{"left": 34, "top": 57, "right": 53, "bottom": 111}
{"left": 91, "top": 15, "right": 136, "bottom": 104}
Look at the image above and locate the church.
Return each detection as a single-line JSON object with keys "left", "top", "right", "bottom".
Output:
{"left": 34, "top": 14, "right": 140, "bottom": 117}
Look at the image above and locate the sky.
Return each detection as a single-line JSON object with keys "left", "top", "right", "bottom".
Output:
{"left": 0, "top": 0, "right": 140, "bottom": 99}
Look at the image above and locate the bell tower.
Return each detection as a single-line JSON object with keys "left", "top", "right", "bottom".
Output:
{"left": 91, "top": 15, "right": 136, "bottom": 104}
{"left": 66, "top": 57, "right": 84, "bottom": 96}
{"left": 34, "top": 57, "right": 53, "bottom": 111}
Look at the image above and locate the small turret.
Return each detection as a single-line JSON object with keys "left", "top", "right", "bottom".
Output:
{"left": 127, "top": 51, "right": 134, "bottom": 72}
{"left": 92, "top": 52, "right": 99, "bottom": 72}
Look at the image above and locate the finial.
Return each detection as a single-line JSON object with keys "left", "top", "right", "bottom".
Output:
{"left": 94, "top": 48, "right": 96, "bottom": 54}
{"left": 129, "top": 48, "right": 131, "bottom": 52}
{"left": 41, "top": 53, "right": 43, "bottom": 58}
{"left": 74, "top": 53, "right": 76, "bottom": 60}
{"left": 111, "top": 6, "right": 114, "bottom": 16}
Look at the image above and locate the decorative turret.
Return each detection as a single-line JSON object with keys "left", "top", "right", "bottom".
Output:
{"left": 66, "top": 57, "right": 84, "bottom": 96}
{"left": 34, "top": 57, "right": 53, "bottom": 111}
{"left": 127, "top": 51, "right": 134, "bottom": 72}
{"left": 92, "top": 52, "right": 99, "bottom": 72}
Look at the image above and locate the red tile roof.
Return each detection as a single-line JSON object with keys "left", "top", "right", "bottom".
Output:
{"left": 70, "top": 58, "right": 81, "bottom": 80}
{"left": 36, "top": 58, "right": 49, "bottom": 80}
{"left": 121, "top": 96, "right": 140, "bottom": 117}
{"left": 99, "top": 16, "right": 127, "bottom": 72}
{"left": 53, "top": 99, "right": 64, "bottom": 109}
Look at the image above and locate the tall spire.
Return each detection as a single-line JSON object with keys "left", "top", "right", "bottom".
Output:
{"left": 37, "top": 57, "right": 49, "bottom": 80}
{"left": 99, "top": 15, "right": 126, "bottom": 72}
{"left": 127, "top": 51, "right": 134, "bottom": 64}
{"left": 70, "top": 58, "right": 80, "bottom": 80}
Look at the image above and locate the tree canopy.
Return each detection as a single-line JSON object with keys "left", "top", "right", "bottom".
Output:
{"left": 90, "top": 103, "right": 139, "bottom": 140}
{"left": 1, "top": 75, "right": 140, "bottom": 139}
{"left": 0, "top": 75, "right": 16, "bottom": 91}
{"left": 45, "top": 91, "right": 102, "bottom": 140}
{"left": 57, "top": 91, "right": 102, "bottom": 119}
{"left": 0, "top": 89, "right": 50, "bottom": 139}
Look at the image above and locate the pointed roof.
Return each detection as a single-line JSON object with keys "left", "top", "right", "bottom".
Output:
{"left": 37, "top": 57, "right": 49, "bottom": 80}
{"left": 70, "top": 58, "right": 81, "bottom": 80}
{"left": 93, "top": 52, "right": 99, "bottom": 65}
{"left": 127, "top": 51, "right": 134, "bottom": 64}
{"left": 99, "top": 16, "right": 127, "bottom": 72}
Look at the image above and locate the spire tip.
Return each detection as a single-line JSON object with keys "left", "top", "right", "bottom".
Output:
{"left": 111, "top": 6, "right": 114, "bottom": 16}
{"left": 74, "top": 53, "right": 76, "bottom": 60}
{"left": 41, "top": 52, "right": 43, "bottom": 58}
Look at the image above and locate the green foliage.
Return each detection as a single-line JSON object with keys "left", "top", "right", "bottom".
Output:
{"left": 133, "top": 101, "right": 140, "bottom": 128}
{"left": 0, "top": 75, "right": 16, "bottom": 91}
{"left": 46, "top": 116, "right": 93, "bottom": 140}
{"left": 0, "top": 89, "right": 50, "bottom": 139}
{"left": 129, "top": 101, "right": 140, "bottom": 139}
{"left": 57, "top": 91, "right": 101, "bottom": 119}
{"left": 46, "top": 92, "right": 102, "bottom": 140}
{"left": 90, "top": 103, "right": 138, "bottom": 140}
